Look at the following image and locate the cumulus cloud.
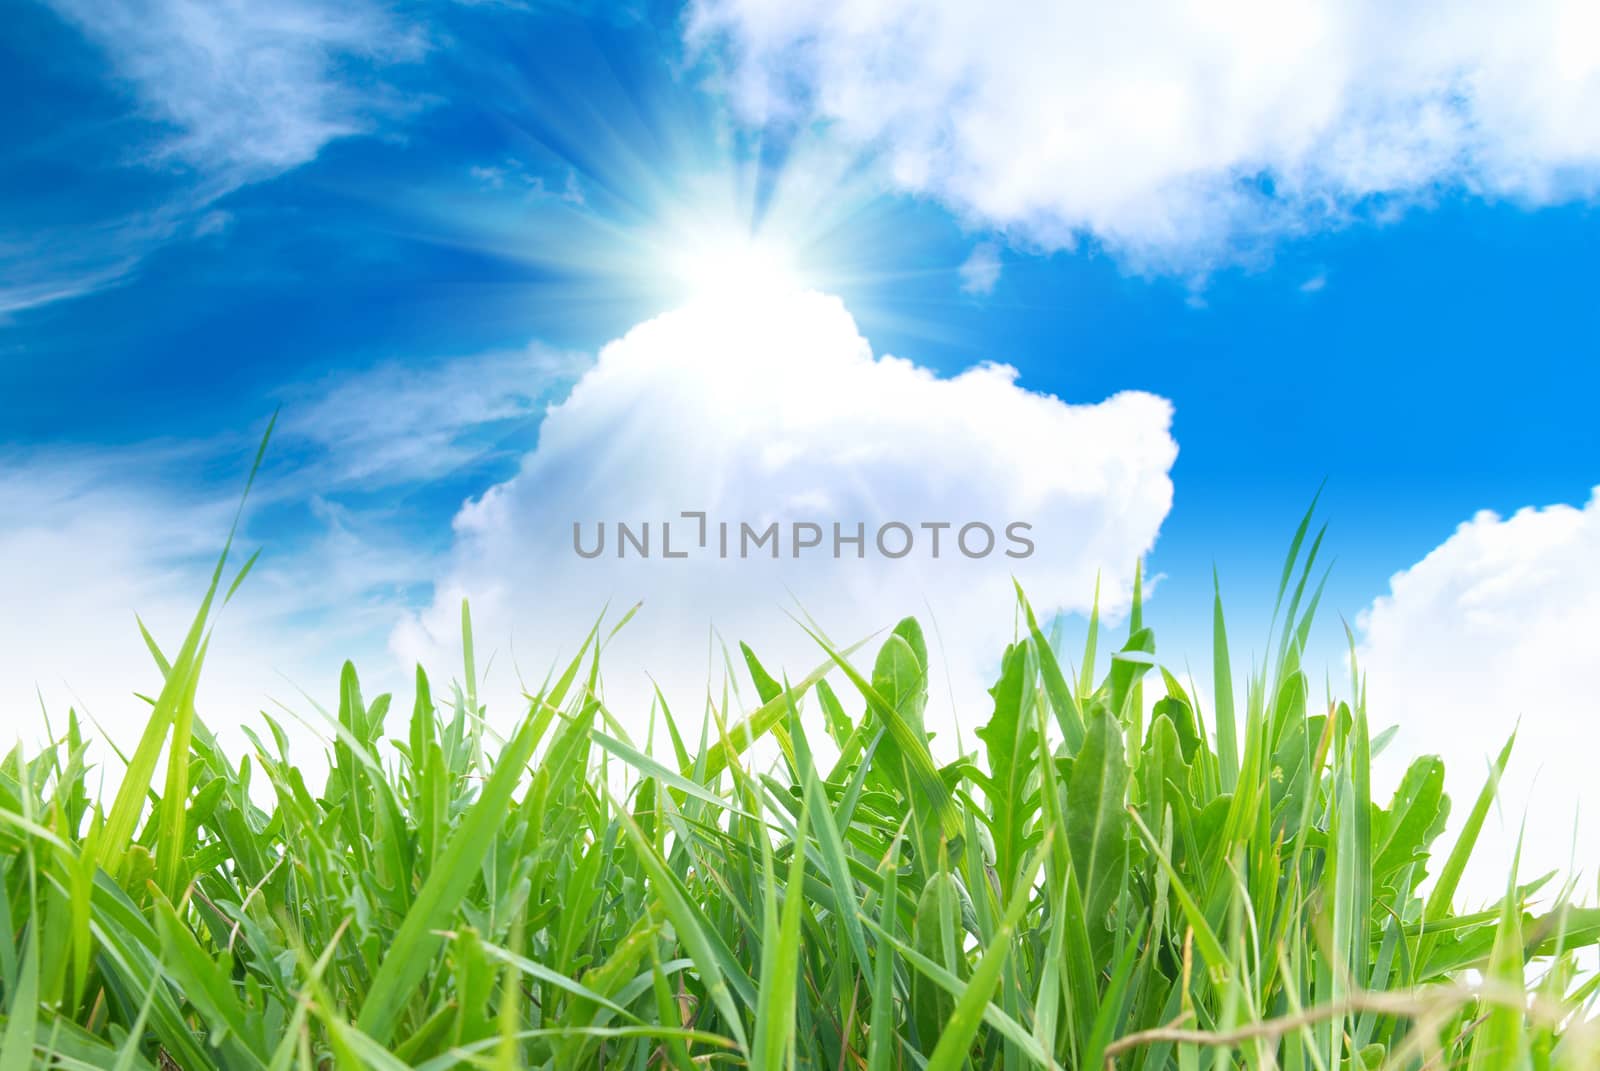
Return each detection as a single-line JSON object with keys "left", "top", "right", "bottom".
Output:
{"left": 3, "top": 289, "right": 1173, "bottom": 776}
{"left": 1359, "top": 491, "right": 1600, "bottom": 904}
{"left": 394, "top": 287, "right": 1176, "bottom": 746}
{"left": 688, "top": 0, "right": 1600, "bottom": 272}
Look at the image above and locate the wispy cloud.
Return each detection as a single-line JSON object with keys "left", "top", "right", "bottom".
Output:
{"left": 957, "top": 242, "right": 1002, "bottom": 295}
{"left": 467, "top": 159, "right": 587, "bottom": 203}
{"left": 2, "top": 335, "right": 584, "bottom": 754}
{"left": 45, "top": 0, "right": 427, "bottom": 186}
{"left": 0, "top": 445, "right": 430, "bottom": 762}
{"left": 278, "top": 344, "right": 588, "bottom": 488}
{"left": 3, "top": 0, "right": 426, "bottom": 316}
{"left": 0, "top": 210, "right": 176, "bottom": 321}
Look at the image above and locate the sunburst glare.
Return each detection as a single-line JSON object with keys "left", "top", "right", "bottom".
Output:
{"left": 392, "top": 37, "right": 953, "bottom": 347}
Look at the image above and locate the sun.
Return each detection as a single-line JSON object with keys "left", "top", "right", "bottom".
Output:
{"left": 670, "top": 232, "right": 805, "bottom": 307}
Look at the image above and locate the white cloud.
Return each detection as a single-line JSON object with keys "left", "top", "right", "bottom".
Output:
{"left": 688, "top": 0, "right": 1600, "bottom": 272}
{"left": 278, "top": 344, "right": 587, "bottom": 487}
{"left": 0, "top": 221, "right": 159, "bottom": 321}
{"left": 3, "top": 291, "right": 1171, "bottom": 781}
{"left": 0, "top": 443, "right": 424, "bottom": 768}
{"left": 3, "top": 0, "right": 425, "bottom": 316}
{"left": 394, "top": 287, "right": 1176, "bottom": 746}
{"left": 44, "top": 0, "right": 426, "bottom": 187}
{"left": 0, "top": 336, "right": 585, "bottom": 766}
{"left": 958, "top": 242, "right": 1002, "bottom": 295}
{"left": 0, "top": 334, "right": 593, "bottom": 761}
{"left": 1359, "top": 491, "right": 1600, "bottom": 905}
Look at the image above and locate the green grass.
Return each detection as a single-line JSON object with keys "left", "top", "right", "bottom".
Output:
{"left": 2, "top": 486, "right": 1598, "bottom": 1068}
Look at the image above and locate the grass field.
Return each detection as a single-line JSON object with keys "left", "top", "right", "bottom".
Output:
{"left": 2, "top": 479, "right": 1598, "bottom": 1068}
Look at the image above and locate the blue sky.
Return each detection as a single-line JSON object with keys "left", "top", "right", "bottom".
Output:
{"left": 2, "top": 0, "right": 1598, "bottom": 889}
{"left": 6, "top": 1, "right": 1595, "bottom": 597}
